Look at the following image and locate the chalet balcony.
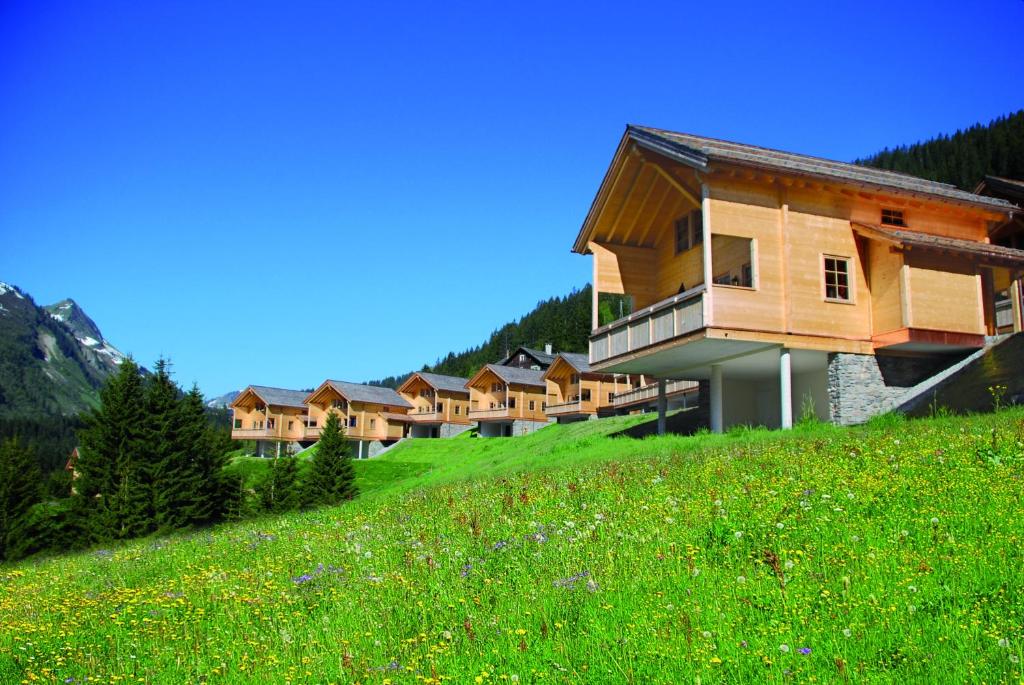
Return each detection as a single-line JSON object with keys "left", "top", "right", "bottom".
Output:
{"left": 232, "top": 427, "right": 274, "bottom": 440}
{"left": 407, "top": 411, "right": 444, "bottom": 423}
{"left": 590, "top": 286, "right": 705, "bottom": 365}
{"left": 610, "top": 379, "right": 699, "bottom": 408}
{"left": 468, "top": 407, "right": 513, "bottom": 421}
{"left": 304, "top": 426, "right": 322, "bottom": 439}
{"left": 544, "top": 400, "right": 588, "bottom": 417}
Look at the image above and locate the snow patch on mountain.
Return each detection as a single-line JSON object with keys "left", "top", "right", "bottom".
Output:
{"left": 0, "top": 281, "right": 25, "bottom": 299}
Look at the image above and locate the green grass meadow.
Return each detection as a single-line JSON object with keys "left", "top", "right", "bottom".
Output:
{"left": 3, "top": 409, "right": 1024, "bottom": 683}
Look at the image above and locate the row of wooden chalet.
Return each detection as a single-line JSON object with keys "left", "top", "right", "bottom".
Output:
{"left": 575, "top": 126, "right": 1024, "bottom": 432}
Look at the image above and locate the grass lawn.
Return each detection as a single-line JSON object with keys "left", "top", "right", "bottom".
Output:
{"left": 2, "top": 409, "right": 1023, "bottom": 683}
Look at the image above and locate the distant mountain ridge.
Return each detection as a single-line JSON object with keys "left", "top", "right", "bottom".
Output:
{"left": 0, "top": 281, "right": 131, "bottom": 417}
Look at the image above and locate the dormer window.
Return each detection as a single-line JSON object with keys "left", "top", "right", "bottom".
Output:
{"left": 881, "top": 208, "right": 906, "bottom": 227}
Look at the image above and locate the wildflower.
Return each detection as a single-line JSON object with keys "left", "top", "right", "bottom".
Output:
{"left": 492, "top": 540, "right": 508, "bottom": 551}
{"left": 734, "top": 531, "right": 744, "bottom": 539}
{"left": 709, "top": 656, "right": 722, "bottom": 665}
{"left": 779, "top": 644, "right": 790, "bottom": 653}
{"left": 736, "top": 576, "right": 746, "bottom": 584}
{"left": 998, "top": 638, "right": 1010, "bottom": 648}
{"left": 1010, "top": 655, "right": 1020, "bottom": 664}
{"left": 776, "top": 522, "right": 785, "bottom": 529}
{"left": 692, "top": 568, "right": 701, "bottom": 577}
{"left": 930, "top": 517, "right": 939, "bottom": 525}
{"left": 799, "top": 647, "right": 811, "bottom": 655}
{"left": 842, "top": 628, "right": 852, "bottom": 638}
{"left": 784, "top": 560, "right": 794, "bottom": 570}
{"left": 585, "top": 578, "right": 599, "bottom": 593}
{"left": 702, "top": 631, "right": 712, "bottom": 639}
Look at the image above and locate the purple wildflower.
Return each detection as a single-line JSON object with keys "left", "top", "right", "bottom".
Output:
{"left": 553, "top": 570, "right": 590, "bottom": 589}
{"left": 492, "top": 540, "right": 508, "bottom": 551}
{"left": 799, "top": 647, "right": 812, "bottom": 655}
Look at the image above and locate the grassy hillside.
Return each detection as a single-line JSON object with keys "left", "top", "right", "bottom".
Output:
{"left": 3, "top": 410, "right": 1024, "bottom": 683}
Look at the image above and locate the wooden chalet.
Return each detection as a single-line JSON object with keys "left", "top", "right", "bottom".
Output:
{"left": 498, "top": 344, "right": 556, "bottom": 370}
{"left": 466, "top": 363, "right": 550, "bottom": 437}
{"left": 230, "top": 385, "right": 311, "bottom": 457}
{"left": 396, "top": 371, "right": 474, "bottom": 438}
{"left": 304, "top": 380, "right": 412, "bottom": 458}
{"left": 576, "top": 126, "right": 1024, "bottom": 431}
{"left": 976, "top": 176, "right": 1024, "bottom": 334}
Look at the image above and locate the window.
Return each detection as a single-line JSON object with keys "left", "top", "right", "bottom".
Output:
{"left": 233, "top": 419, "right": 242, "bottom": 429}
{"left": 508, "top": 397, "right": 517, "bottom": 409}
{"left": 436, "top": 402, "right": 443, "bottom": 413}
{"left": 823, "top": 256, "right": 852, "bottom": 301}
{"left": 711, "top": 234, "right": 755, "bottom": 288}
{"left": 674, "top": 209, "right": 703, "bottom": 254}
{"left": 541, "top": 402, "right": 547, "bottom": 410}
{"left": 608, "top": 392, "right": 615, "bottom": 403}
{"left": 331, "top": 398, "right": 346, "bottom": 411}
{"left": 455, "top": 405, "right": 461, "bottom": 415}
{"left": 349, "top": 416, "right": 357, "bottom": 428}
{"left": 570, "top": 373, "right": 579, "bottom": 384}
{"left": 518, "top": 353, "right": 526, "bottom": 363}
{"left": 881, "top": 208, "right": 906, "bottom": 227}
{"left": 287, "top": 421, "right": 294, "bottom": 430}
{"left": 529, "top": 400, "right": 535, "bottom": 411}
{"left": 267, "top": 418, "right": 276, "bottom": 429}
{"left": 370, "top": 418, "right": 376, "bottom": 429}
{"left": 581, "top": 389, "right": 591, "bottom": 402}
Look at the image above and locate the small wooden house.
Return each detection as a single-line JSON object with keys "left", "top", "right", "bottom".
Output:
{"left": 576, "top": 126, "right": 1024, "bottom": 431}
{"left": 397, "top": 371, "right": 473, "bottom": 438}
{"left": 230, "top": 385, "right": 311, "bottom": 457}
{"left": 466, "top": 364, "right": 550, "bottom": 437}
{"left": 304, "top": 380, "right": 412, "bottom": 458}
{"left": 498, "top": 345, "right": 556, "bottom": 370}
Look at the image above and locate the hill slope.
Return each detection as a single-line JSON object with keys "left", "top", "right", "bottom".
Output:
{"left": 4, "top": 409, "right": 1023, "bottom": 683}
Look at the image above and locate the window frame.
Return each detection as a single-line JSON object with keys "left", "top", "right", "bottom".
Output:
{"left": 881, "top": 208, "right": 907, "bottom": 227}
{"left": 821, "top": 254, "right": 855, "bottom": 304}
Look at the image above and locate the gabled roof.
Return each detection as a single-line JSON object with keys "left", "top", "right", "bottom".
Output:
{"left": 399, "top": 371, "right": 470, "bottom": 396}
{"left": 558, "top": 352, "right": 592, "bottom": 373}
{"left": 628, "top": 125, "right": 1016, "bottom": 212}
{"left": 975, "top": 176, "right": 1024, "bottom": 204}
{"left": 312, "top": 380, "right": 413, "bottom": 408}
{"left": 853, "top": 222, "right": 1024, "bottom": 268}
{"left": 234, "top": 385, "right": 309, "bottom": 409}
{"left": 473, "top": 363, "right": 546, "bottom": 389}
{"left": 498, "top": 346, "right": 556, "bottom": 368}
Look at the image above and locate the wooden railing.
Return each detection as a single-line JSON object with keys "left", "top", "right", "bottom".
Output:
{"left": 590, "top": 287, "right": 705, "bottom": 364}
{"left": 231, "top": 428, "right": 273, "bottom": 439}
{"left": 610, "top": 379, "right": 699, "bottom": 408}
{"left": 408, "top": 412, "right": 443, "bottom": 422}
{"left": 468, "top": 407, "right": 512, "bottom": 420}
{"left": 995, "top": 298, "right": 1013, "bottom": 330}
{"left": 545, "top": 400, "right": 586, "bottom": 416}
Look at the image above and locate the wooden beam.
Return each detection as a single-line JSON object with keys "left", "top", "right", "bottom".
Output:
{"left": 644, "top": 158, "right": 701, "bottom": 207}
{"left": 605, "top": 162, "right": 650, "bottom": 244}
{"left": 589, "top": 145, "right": 641, "bottom": 244}
{"left": 637, "top": 188, "right": 682, "bottom": 247}
{"left": 619, "top": 168, "right": 661, "bottom": 246}
{"left": 628, "top": 180, "right": 671, "bottom": 247}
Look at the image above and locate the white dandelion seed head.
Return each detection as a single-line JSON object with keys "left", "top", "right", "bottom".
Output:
{"left": 702, "top": 631, "right": 712, "bottom": 639}
{"left": 736, "top": 576, "right": 746, "bottom": 584}
{"left": 779, "top": 644, "right": 790, "bottom": 653}
{"left": 776, "top": 523, "right": 785, "bottom": 529}
{"left": 842, "top": 628, "right": 852, "bottom": 638}
{"left": 930, "top": 517, "right": 939, "bottom": 525}
{"left": 998, "top": 638, "right": 1010, "bottom": 648}
{"left": 734, "top": 531, "right": 744, "bottom": 539}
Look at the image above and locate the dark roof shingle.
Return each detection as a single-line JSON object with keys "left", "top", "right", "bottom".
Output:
{"left": 628, "top": 125, "right": 1017, "bottom": 213}
{"left": 325, "top": 380, "right": 412, "bottom": 408}
{"left": 417, "top": 372, "right": 470, "bottom": 395}
{"left": 484, "top": 364, "right": 546, "bottom": 388}
{"left": 853, "top": 222, "right": 1024, "bottom": 267}
{"left": 249, "top": 385, "right": 309, "bottom": 409}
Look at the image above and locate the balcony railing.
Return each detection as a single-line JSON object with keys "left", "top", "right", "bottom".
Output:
{"left": 468, "top": 407, "right": 513, "bottom": 420}
{"left": 590, "top": 286, "right": 705, "bottom": 364}
{"left": 995, "top": 298, "right": 1013, "bottom": 329}
{"left": 232, "top": 428, "right": 273, "bottom": 439}
{"left": 408, "top": 412, "right": 443, "bottom": 423}
{"left": 610, "top": 379, "right": 699, "bottom": 408}
{"left": 304, "top": 426, "right": 322, "bottom": 439}
{"left": 545, "top": 400, "right": 588, "bottom": 417}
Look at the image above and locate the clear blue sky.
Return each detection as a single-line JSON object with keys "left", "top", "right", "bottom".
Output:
{"left": 2, "top": 1, "right": 1022, "bottom": 395}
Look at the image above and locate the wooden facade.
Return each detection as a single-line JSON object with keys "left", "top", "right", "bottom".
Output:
{"left": 576, "top": 126, "right": 1024, "bottom": 430}
{"left": 543, "top": 352, "right": 625, "bottom": 421}
{"left": 305, "top": 380, "right": 412, "bottom": 447}
{"left": 466, "top": 364, "right": 549, "bottom": 435}
{"left": 396, "top": 372, "right": 473, "bottom": 437}
{"left": 230, "top": 386, "right": 309, "bottom": 450}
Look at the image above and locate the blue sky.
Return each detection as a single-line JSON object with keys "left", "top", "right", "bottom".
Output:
{"left": 1, "top": 0, "right": 1022, "bottom": 395}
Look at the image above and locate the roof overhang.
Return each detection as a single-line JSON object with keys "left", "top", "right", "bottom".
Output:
{"left": 853, "top": 222, "right": 1024, "bottom": 268}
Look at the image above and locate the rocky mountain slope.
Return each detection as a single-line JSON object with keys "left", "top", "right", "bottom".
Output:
{"left": 0, "top": 281, "right": 128, "bottom": 417}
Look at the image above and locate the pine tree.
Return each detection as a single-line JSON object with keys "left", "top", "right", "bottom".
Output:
{"left": 179, "top": 385, "right": 235, "bottom": 525}
{"left": 258, "top": 454, "right": 301, "bottom": 513}
{"left": 146, "top": 359, "right": 197, "bottom": 531}
{"left": 75, "top": 357, "right": 151, "bottom": 541}
{"left": 0, "top": 438, "right": 41, "bottom": 561}
{"left": 304, "top": 410, "right": 356, "bottom": 506}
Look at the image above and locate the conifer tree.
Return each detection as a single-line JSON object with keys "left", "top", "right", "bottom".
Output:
{"left": 146, "top": 359, "right": 197, "bottom": 530}
{"left": 179, "top": 385, "right": 235, "bottom": 524}
{"left": 0, "top": 438, "right": 41, "bottom": 561}
{"left": 258, "top": 453, "right": 301, "bottom": 513}
{"left": 305, "top": 410, "right": 356, "bottom": 506}
{"left": 75, "top": 357, "right": 151, "bottom": 541}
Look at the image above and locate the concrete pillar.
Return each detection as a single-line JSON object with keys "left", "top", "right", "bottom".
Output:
{"left": 780, "top": 347, "right": 793, "bottom": 429}
{"left": 710, "top": 364, "right": 723, "bottom": 433}
{"left": 1012, "top": 276, "right": 1023, "bottom": 334}
{"left": 656, "top": 378, "right": 667, "bottom": 435}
